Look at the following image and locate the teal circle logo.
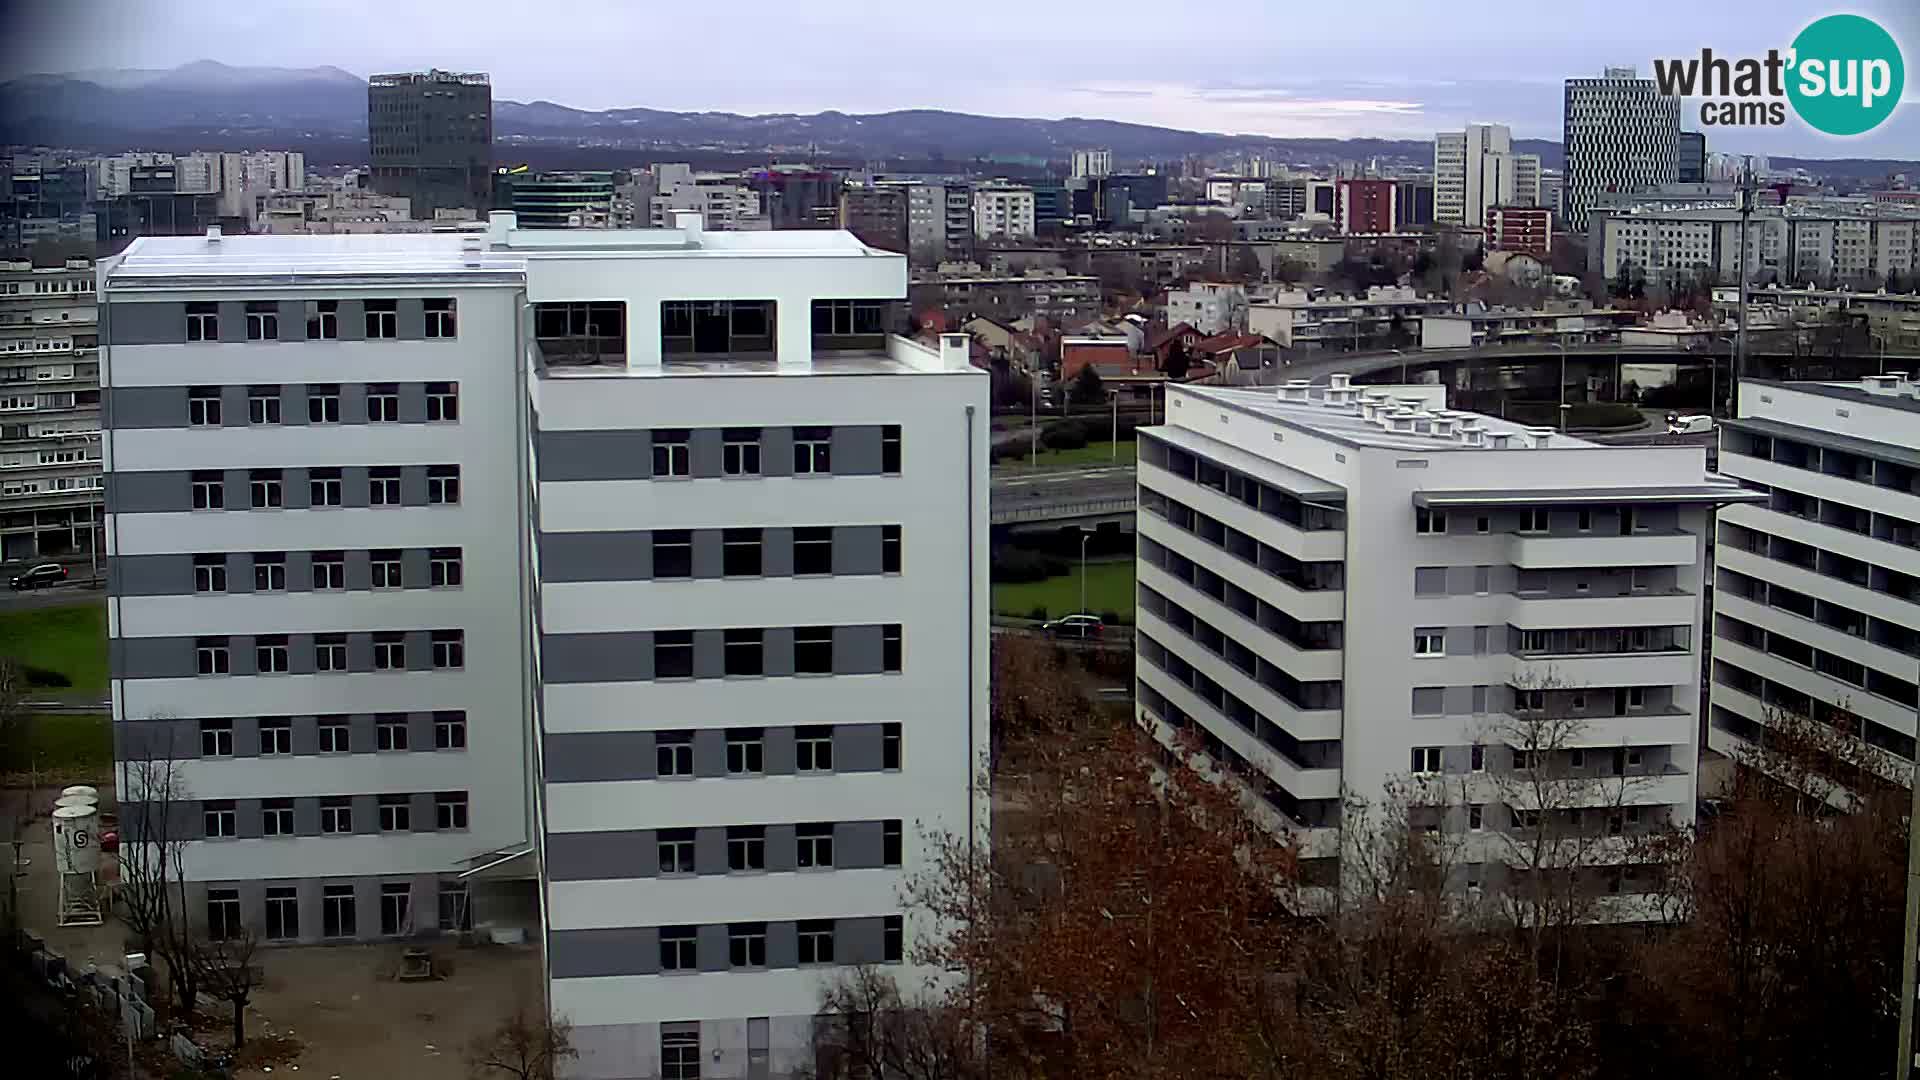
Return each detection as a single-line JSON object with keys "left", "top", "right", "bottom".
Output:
{"left": 1788, "top": 14, "right": 1904, "bottom": 136}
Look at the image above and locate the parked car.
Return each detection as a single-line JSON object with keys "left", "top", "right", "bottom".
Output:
{"left": 8, "top": 563, "right": 67, "bottom": 590}
{"left": 1042, "top": 614, "right": 1105, "bottom": 639}
{"left": 1666, "top": 412, "right": 1715, "bottom": 435}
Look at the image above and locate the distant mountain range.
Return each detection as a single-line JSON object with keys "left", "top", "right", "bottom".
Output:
{"left": 2, "top": 60, "right": 1912, "bottom": 181}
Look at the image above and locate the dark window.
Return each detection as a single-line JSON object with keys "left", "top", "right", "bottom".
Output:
{"left": 312, "top": 551, "right": 345, "bottom": 590}
{"left": 660, "top": 926, "right": 696, "bottom": 971}
{"left": 796, "top": 626, "right": 834, "bottom": 673}
{"left": 797, "top": 919, "right": 835, "bottom": 965}
{"left": 654, "top": 631, "right": 694, "bottom": 679}
{"left": 258, "top": 716, "right": 292, "bottom": 754}
{"left": 882, "top": 425, "right": 902, "bottom": 473}
{"left": 191, "top": 471, "right": 224, "bottom": 509}
{"left": 247, "top": 385, "right": 281, "bottom": 424}
{"left": 376, "top": 713, "right": 409, "bottom": 750}
{"left": 318, "top": 716, "right": 349, "bottom": 753}
{"left": 369, "top": 466, "right": 401, "bottom": 505}
{"left": 207, "top": 888, "right": 242, "bottom": 939}
{"left": 322, "top": 884, "right": 355, "bottom": 937}
{"left": 434, "top": 711, "right": 467, "bottom": 749}
{"left": 656, "top": 731, "right": 694, "bottom": 776}
{"left": 365, "top": 299, "right": 399, "bottom": 338}
{"left": 884, "top": 624, "right": 902, "bottom": 673}
{"left": 185, "top": 302, "right": 218, "bottom": 342}
{"left": 432, "top": 630, "right": 464, "bottom": 669}
{"left": 884, "top": 819, "right": 903, "bottom": 866}
{"left": 307, "top": 383, "right": 340, "bottom": 423}
{"left": 426, "top": 381, "right": 459, "bottom": 421}
{"left": 193, "top": 554, "right": 227, "bottom": 593}
{"left": 724, "top": 628, "right": 763, "bottom": 676}
{"left": 729, "top": 922, "right": 767, "bottom": 968}
{"left": 203, "top": 800, "right": 236, "bottom": 838}
{"left": 253, "top": 551, "right": 286, "bottom": 591}
{"left": 424, "top": 298, "right": 457, "bottom": 338}
{"left": 794, "top": 528, "right": 832, "bottom": 575}
{"left": 367, "top": 383, "right": 400, "bottom": 422}
{"left": 662, "top": 1030, "right": 700, "bottom": 1080}
{"left": 427, "top": 465, "right": 460, "bottom": 504}
{"left": 653, "top": 530, "right": 692, "bottom": 579}
{"left": 723, "top": 428, "right": 761, "bottom": 476}
{"left": 430, "top": 548, "right": 463, "bottom": 587}
{"left": 883, "top": 723, "right": 902, "bottom": 770}
{"left": 320, "top": 797, "right": 352, "bottom": 833}
{"left": 265, "top": 887, "right": 299, "bottom": 940}
{"left": 727, "top": 825, "right": 766, "bottom": 871}
{"left": 727, "top": 728, "right": 763, "bottom": 774}
{"left": 200, "top": 718, "right": 233, "bottom": 756}
{"left": 796, "top": 725, "right": 834, "bottom": 771}
{"left": 248, "top": 469, "right": 283, "bottom": 509}
{"left": 378, "top": 795, "right": 410, "bottom": 832}
{"left": 884, "top": 914, "right": 904, "bottom": 962}
{"left": 306, "top": 300, "right": 338, "bottom": 340}
{"left": 652, "top": 429, "right": 690, "bottom": 477}
{"left": 262, "top": 798, "right": 294, "bottom": 836}
{"left": 435, "top": 791, "right": 469, "bottom": 829}
{"left": 882, "top": 525, "right": 902, "bottom": 572}
{"left": 187, "top": 386, "right": 221, "bottom": 426}
{"left": 657, "top": 828, "right": 695, "bottom": 874}
{"left": 379, "top": 882, "right": 411, "bottom": 934}
{"left": 794, "top": 426, "right": 832, "bottom": 473}
{"left": 245, "top": 301, "right": 278, "bottom": 341}
{"left": 196, "top": 636, "right": 230, "bottom": 675}
{"left": 797, "top": 822, "right": 834, "bottom": 868}
{"left": 723, "top": 528, "right": 762, "bottom": 576}
{"left": 309, "top": 467, "right": 343, "bottom": 506}
{"left": 371, "top": 550, "right": 402, "bottom": 589}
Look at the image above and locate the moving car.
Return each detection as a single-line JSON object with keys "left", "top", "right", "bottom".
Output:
{"left": 1042, "top": 613, "right": 1105, "bottom": 639}
{"left": 1666, "top": 413, "right": 1715, "bottom": 435}
{"left": 8, "top": 563, "right": 68, "bottom": 590}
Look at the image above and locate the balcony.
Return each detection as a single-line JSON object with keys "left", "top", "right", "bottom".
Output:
{"left": 1507, "top": 590, "right": 1697, "bottom": 630}
{"left": 1494, "top": 709, "right": 1694, "bottom": 749}
{"left": 1506, "top": 531, "right": 1697, "bottom": 569}
{"left": 1511, "top": 650, "right": 1696, "bottom": 689}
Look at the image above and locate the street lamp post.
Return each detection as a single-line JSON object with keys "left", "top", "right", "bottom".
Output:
{"left": 1030, "top": 365, "right": 1039, "bottom": 467}
{"left": 1079, "top": 528, "right": 1092, "bottom": 617}
{"left": 1556, "top": 339, "right": 1569, "bottom": 432}
{"left": 1110, "top": 389, "right": 1119, "bottom": 461}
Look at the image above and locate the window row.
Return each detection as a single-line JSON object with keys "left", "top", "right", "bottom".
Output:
{"left": 206, "top": 879, "right": 471, "bottom": 942}
{"left": 543, "top": 722, "right": 902, "bottom": 785}
{"left": 186, "top": 464, "right": 460, "bottom": 509}
{"left": 1716, "top": 566, "right": 1920, "bottom": 660}
{"left": 642, "top": 819, "right": 905, "bottom": 876}
{"left": 653, "top": 624, "right": 902, "bottom": 679}
{"left": 1140, "top": 537, "right": 1343, "bottom": 650}
{"left": 654, "top": 915, "right": 904, "bottom": 972}
{"left": 1406, "top": 743, "right": 1651, "bottom": 778}
{"left": 1136, "top": 630, "right": 1342, "bottom": 772}
{"left": 1713, "top": 660, "right": 1916, "bottom": 760}
{"left": 643, "top": 525, "right": 900, "bottom": 579}
{"left": 1137, "top": 682, "right": 1342, "bottom": 830}
{"left": 662, "top": 724, "right": 898, "bottom": 778}
{"left": 185, "top": 381, "right": 458, "bottom": 426}
{"left": 1717, "top": 615, "right": 1920, "bottom": 709}
{"left": 195, "top": 791, "right": 470, "bottom": 839}
{"left": 647, "top": 424, "right": 902, "bottom": 478}
{"left": 1140, "top": 433, "right": 1346, "bottom": 531}
{"left": 1415, "top": 504, "right": 1676, "bottom": 537}
{"left": 1138, "top": 598, "right": 1344, "bottom": 712}
{"left": 183, "top": 298, "right": 457, "bottom": 343}
{"left": 1720, "top": 519, "right": 1920, "bottom": 607}
{"left": 1141, "top": 484, "right": 1345, "bottom": 592}
{"left": 188, "top": 630, "right": 465, "bottom": 676}
{"left": 188, "top": 711, "right": 468, "bottom": 757}
{"left": 187, "top": 547, "right": 462, "bottom": 593}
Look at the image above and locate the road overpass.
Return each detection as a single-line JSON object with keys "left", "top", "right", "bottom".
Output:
{"left": 991, "top": 464, "right": 1137, "bottom": 529}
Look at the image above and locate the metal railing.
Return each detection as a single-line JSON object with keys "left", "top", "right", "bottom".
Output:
{"left": 990, "top": 495, "right": 1137, "bottom": 525}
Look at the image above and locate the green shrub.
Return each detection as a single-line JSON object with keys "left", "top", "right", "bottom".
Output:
{"left": 1042, "top": 423, "right": 1089, "bottom": 451}
{"left": 21, "top": 664, "right": 70, "bottom": 688}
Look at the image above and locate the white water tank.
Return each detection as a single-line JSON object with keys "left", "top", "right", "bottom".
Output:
{"left": 54, "top": 794, "right": 97, "bottom": 812}
{"left": 52, "top": 804, "right": 100, "bottom": 874}
{"left": 61, "top": 785, "right": 99, "bottom": 801}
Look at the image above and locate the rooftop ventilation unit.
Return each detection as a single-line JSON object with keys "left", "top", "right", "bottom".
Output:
{"left": 205, "top": 225, "right": 222, "bottom": 244}
{"left": 1280, "top": 380, "right": 1312, "bottom": 402}
{"left": 1488, "top": 431, "right": 1513, "bottom": 449}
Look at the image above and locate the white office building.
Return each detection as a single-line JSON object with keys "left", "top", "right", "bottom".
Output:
{"left": 1135, "top": 378, "right": 1756, "bottom": 907}
{"left": 1710, "top": 376, "right": 1920, "bottom": 779}
{"left": 102, "top": 212, "right": 989, "bottom": 1079}
{"left": 1, "top": 257, "right": 102, "bottom": 561}
{"left": 1563, "top": 68, "right": 1680, "bottom": 232}
{"left": 971, "top": 184, "right": 1036, "bottom": 240}
{"left": 1072, "top": 148, "right": 1113, "bottom": 179}
{"left": 1434, "top": 123, "right": 1540, "bottom": 228}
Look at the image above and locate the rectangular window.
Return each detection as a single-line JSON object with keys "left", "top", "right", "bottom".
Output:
{"left": 884, "top": 819, "right": 903, "bottom": 866}
{"left": 1577, "top": 508, "right": 1593, "bottom": 532}
{"left": 729, "top": 922, "right": 768, "bottom": 968}
{"left": 191, "top": 471, "right": 224, "bottom": 509}
{"left": 1413, "top": 629, "right": 1444, "bottom": 657}
{"left": 193, "top": 554, "right": 227, "bottom": 593}
{"left": 318, "top": 716, "right": 349, "bottom": 753}
{"left": 722, "top": 528, "right": 762, "bottom": 577}
{"left": 247, "top": 385, "right": 281, "bottom": 424}
{"left": 245, "top": 302, "right": 278, "bottom": 342}
{"left": 724, "top": 628, "right": 763, "bottom": 676}
{"left": 795, "top": 626, "right": 834, "bottom": 673}
{"left": 426, "top": 381, "right": 459, "bottom": 422}
{"left": 796, "top": 725, "right": 834, "bottom": 772}
{"left": 376, "top": 713, "right": 409, "bottom": 750}
{"left": 438, "top": 882, "right": 471, "bottom": 932}
{"left": 186, "top": 302, "right": 218, "bottom": 342}
{"left": 320, "top": 798, "right": 352, "bottom": 834}
{"left": 427, "top": 465, "right": 460, "bottom": 505}
{"left": 883, "top": 723, "right": 902, "bottom": 769}
{"left": 728, "top": 825, "right": 766, "bottom": 871}
{"left": 797, "top": 822, "right": 835, "bottom": 869}
{"left": 654, "top": 631, "right": 694, "bottom": 679}
{"left": 309, "top": 467, "right": 343, "bottom": 506}
{"left": 794, "top": 426, "right": 832, "bottom": 474}
{"left": 207, "top": 888, "right": 242, "bottom": 939}
{"left": 656, "top": 731, "right": 694, "bottom": 777}
{"left": 253, "top": 552, "right": 286, "bottom": 592}
{"left": 1410, "top": 746, "right": 1442, "bottom": 774}
{"left": 662, "top": 1030, "right": 701, "bottom": 1080}
{"left": 305, "top": 300, "right": 338, "bottom": 340}
{"left": 424, "top": 298, "right": 457, "bottom": 338}
{"left": 380, "top": 882, "right": 411, "bottom": 935}
{"left": 435, "top": 791, "right": 469, "bottom": 830}
{"left": 882, "top": 525, "right": 902, "bottom": 573}
{"left": 307, "top": 384, "right": 340, "bottom": 423}
{"left": 435, "top": 711, "right": 467, "bottom": 750}
{"left": 657, "top": 829, "right": 695, "bottom": 875}
{"left": 1519, "top": 508, "right": 1549, "bottom": 533}
{"left": 723, "top": 428, "right": 761, "bottom": 476}
{"left": 203, "top": 800, "right": 237, "bottom": 838}
{"left": 1475, "top": 515, "right": 1490, "bottom": 534}
{"left": 882, "top": 425, "right": 902, "bottom": 474}
{"left": 793, "top": 527, "right": 833, "bottom": 575}
{"left": 1627, "top": 686, "right": 1646, "bottom": 710}
{"left": 365, "top": 299, "right": 398, "bottom": 339}
{"left": 727, "top": 729, "right": 763, "bottom": 775}
{"left": 371, "top": 550, "right": 403, "bottom": 589}
{"left": 200, "top": 718, "right": 233, "bottom": 757}
{"left": 378, "top": 795, "right": 411, "bottom": 832}
{"left": 797, "top": 919, "right": 836, "bottom": 965}
{"left": 652, "top": 530, "right": 692, "bottom": 579}
{"left": 312, "top": 551, "right": 345, "bottom": 590}
{"left": 249, "top": 469, "right": 283, "bottom": 509}
{"left": 196, "top": 636, "right": 230, "bottom": 675}
{"left": 366, "top": 383, "right": 400, "bottom": 423}
{"left": 369, "top": 467, "right": 401, "bottom": 506}
{"left": 432, "top": 630, "right": 465, "bottom": 670}
{"left": 262, "top": 798, "right": 294, "bottom": 836}
{"left": 884, "top": 914, "right": 904, "bottom": 963}
{"left": 1416, "top": 507, "right": 1446, "bottom": 535}
{"left": 322, "top": 884, "right": 356, "bottom": 938}
{"left": 660, "top": 926, "right": 698, "bottom": 968}
{"left": 265, "top": 887, "right": 299, "bottom": 940}
{"left": 1469, "top": 804, "right": 1484, "bottom": 831}
{"left": 429, "top": 547, "right": 463, "bottom": 588}
{"left": 258, "top": 716, "right": 292, "bottom": 754}
{"left": 652, "top": 429, "right": 690, "bottom": 477}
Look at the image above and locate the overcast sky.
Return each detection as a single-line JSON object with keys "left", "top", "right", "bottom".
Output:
{"left": 4, "top": 0, "right": 1918, "bottom": 158}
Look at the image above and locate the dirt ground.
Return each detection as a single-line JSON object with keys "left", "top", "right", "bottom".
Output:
{"left": 238, "top": 940, "right": 542, "bottom": 1080}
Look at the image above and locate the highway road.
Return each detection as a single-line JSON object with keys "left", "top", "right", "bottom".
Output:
{"left": 991, "top": 464, "right": 1137, "bottom": 522}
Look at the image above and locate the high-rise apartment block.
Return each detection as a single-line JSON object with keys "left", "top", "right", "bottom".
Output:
{"left": 102, "top": 212, "right": 988, "bottom": 1077}
{"left": 1, "top": 257, "right": 101, "bottom": 560}
{"left": 1136, "top": 379, "right": 1755, "bottom": 908}
{"left": 368, "top": 70, "right": 493, "bottom": 219}
{"left": 1710, "top": 376, "right": 1920, "bottom": 779}
{"left": 971, "top": 184, "right": 1036, "bottom": 240}
{"left": 1072, "top": 148, "right": 1113, "bottom": 179}
{"left": 1562, "top": 68, "right": 1680, "bottom": 232}
{"left": 1434, "top": 123, "right": 1540, "bottom": 229}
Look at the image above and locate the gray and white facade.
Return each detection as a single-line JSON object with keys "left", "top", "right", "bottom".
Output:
{"left": 102, "top": 214, "right": 990, "bottom": 1079}
{"left": 1136, "top": 378, "right": 1756, "bottom": 904}
{"left": 1710, "top": 376, "right": 1920, "bottom": 776}
{"left": 1562, "top": 68, "right": 1680, "bottom": 233}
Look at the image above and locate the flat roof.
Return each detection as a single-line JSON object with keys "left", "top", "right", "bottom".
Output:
{"left": 1413, "top": 484, "right": 1763, "bottom": 508}
{"left": 1722, "top": 414, "right": 1920, "bottom": 469}
{"left": 1142, "top": 426, "right": 1344, "bottom": 503}
{"left": 1744, "top": 377, "right": 1920, "bottom": 417}
{"left": 1177, "top": 384, "right": 1594, "bottom": 453}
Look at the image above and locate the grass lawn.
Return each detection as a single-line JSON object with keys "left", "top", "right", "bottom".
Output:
{"left": 998, "top": 440, "right": 1137, "bottom": 471}
{"left": 20, "top": 713, "right": 112, "bottom": 776}
{"left": 992, "top": 559, "right": 1136, "bottom": 622}
{"left": 0, "top": 601, "right": 108, "bottom": 695}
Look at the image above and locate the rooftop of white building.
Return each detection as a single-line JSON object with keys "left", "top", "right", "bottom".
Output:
{"left": 1746, "top": 375, "right": 1920, "bottom": 416}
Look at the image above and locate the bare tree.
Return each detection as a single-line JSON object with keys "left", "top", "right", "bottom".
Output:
{"left": 117, "top": 720, "right": 201, "bottom": 1012}
{"left": 192, "top": 923, "right": 261, "bottom": 1049}
{"left": 808, "top": 966, "right": 981, "bottom": 1080}
{"left": 467, "top": 997, "right": 576, "bottom": 1080}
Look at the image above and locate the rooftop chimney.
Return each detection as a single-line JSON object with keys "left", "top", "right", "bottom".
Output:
{"left": 1461, "top": 427, "right": 1486, "bottom": 447}
{"left": 204, "top": 225, "right": 222, "bottom": 244}
{"left": 1526, "top": 426, "right": 1555, "bottom": 449}
{"left": 673, "top": 209, "right": 705, "bottom": 237}
{"left": 1863, "top": 373, "right": 1902, "bottom": 395}
{"left": 1329, "top": 372, "right": 1352, "bottom": 391}
{"left": 1488, "top": 431, "right": 1513, "bottom": 449}
{"left": 1280, "top": 379, "right": 1312, "bottom": 403}
{"left": 1431, "top": 416, "right": 1457, "bottom": 438}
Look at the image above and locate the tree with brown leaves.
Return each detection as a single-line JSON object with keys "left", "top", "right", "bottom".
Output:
{"left": 467, "top": 997, "right": 576, "bottom": 1080}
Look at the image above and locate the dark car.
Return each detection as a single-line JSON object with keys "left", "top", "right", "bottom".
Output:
{"left": 1042, "top": 614, "right": 1105, "bottom": 639}
{"left": 9, "top": 563, "right": 68, "bottom": 590}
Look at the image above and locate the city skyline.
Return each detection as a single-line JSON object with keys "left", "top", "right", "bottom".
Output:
{"left": 4, "top": 0, "right": 1918, "bottom": 159}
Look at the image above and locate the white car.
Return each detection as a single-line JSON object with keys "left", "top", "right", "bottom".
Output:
{"left": 1666, "top": 413, "right": 1714, "bottom": 435}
